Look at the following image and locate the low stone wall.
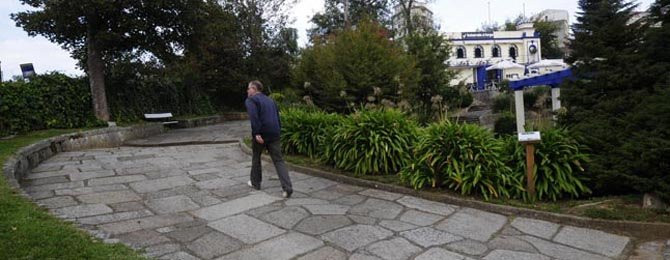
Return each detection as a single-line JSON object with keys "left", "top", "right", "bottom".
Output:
{"left": 175, "top": 113, "right": 248, "bottom": 129}
{"left": 2, "top": 124, "right": 165, "bottom": 190}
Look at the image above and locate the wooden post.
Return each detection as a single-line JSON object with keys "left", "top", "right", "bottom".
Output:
{"left": 519, "top": 131, "right": 541, "bottom": 202}
{"left": 525, "top": 142, "right": 536, "bottom": 201}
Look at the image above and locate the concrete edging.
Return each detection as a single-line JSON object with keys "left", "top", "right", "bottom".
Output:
{"left": 2, "top": 124, "right": 165, "bottom": 191}
{"left": 238, "top": 139, "right": 670, "bottom": 240}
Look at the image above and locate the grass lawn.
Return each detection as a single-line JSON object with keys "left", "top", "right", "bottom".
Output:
{"left": 246, "top": 139, "right": 670, "bottom": 223}
{"left": 0, "top": 129, "right": 144, "bottom": 259}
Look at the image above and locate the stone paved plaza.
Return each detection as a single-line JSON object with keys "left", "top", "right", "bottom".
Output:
{"left": 17, "top": 122, "right": 651, "bottom": 259}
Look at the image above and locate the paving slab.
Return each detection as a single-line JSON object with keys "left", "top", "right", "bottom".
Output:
{"left": 378, "top": 220, "right": 418, "bottom": 232}
{"left": 36, "top": 196, "right": 78, "bottom": 209}
{"left": 365, "top": 237, "right": 422, "bottom": 260}
{"left": 398, "top": 209, "right": 443, "bottom": 226}
{"left": 348, "top": 198, "right": 404, "bottom": 220}
{"left": 445, "top": 239, "right": 489, "bottom": 256}
{"left": 295, "top": 215, "right": 352, "bottom": 235}
{"left": 259, "top": 206, "right": 310, "bottom": 229}
{"left": 208, "top": 214, "right": 285, "bottom": 244}
{"left": 129, "top": 176, "right": 194, "bottom": 193}
{"left": 520, "top": 235, "right": 610, "bottom": 260}
{"left": 511, "top": 217, "right": 560, "bottom": 239}
{"left": 89, "top": 175, "right": 147, "bottom": 186}
{"left": 53, "top": 203, "right": 113, "bottom": 218}
{"left": 217, "top": 232, "right": 323, "bottom": 260}
{"left": 191, "top": 192, "right": 281, "bottom": 221}
{"left": 400, "top": 227, "right": 462, "bottom": 247}
{"left": 303, "top": 204, "right": 350, "bottom": 215}
{"left": 482, "top": 249, "right": 550, "bottom": 260}
{"left": 146, "top": 195, "right": 201, "bottom": 214}
{"left": 553, "top": 226, "right": 630, "bottom": 257}
{"left": 296, "top": 246, "right": 347, "bottom": 260}
{"left": 322, "top": 224, "right": 393, "bottom": 252}
{"left": 435, "top": 208, "right": 507, "bottom": 242}
{"left": 187, "top": 231, "right": 242, "bottom": 259}
{"left": 396, "top": 196, "right": 458, "bottom": 216}
{"left": 78, "top": 210, "right": 154, "bottom": 225}
{"left": 77, "top": 190, "right": 141, "bottom": 204}
{"left": 415, "top": 248, "right": 468, "bottom": 260}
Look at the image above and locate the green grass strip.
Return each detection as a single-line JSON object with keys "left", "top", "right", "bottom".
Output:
{"left": 0, "top": 129, "right": 144, "bottom": 259}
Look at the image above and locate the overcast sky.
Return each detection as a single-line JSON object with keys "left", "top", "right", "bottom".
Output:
{"left": 0, "top": 0, "right": 655, "bottom": 79}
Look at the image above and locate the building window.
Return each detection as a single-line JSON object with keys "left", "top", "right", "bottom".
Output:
{"left": 492, "top": 45, "right": 501, "bottom": 57}
{"left": 509, "top": 45, "right": 518, "bottom": 60}
{"left": 456, "top": 46, "right": 466, "bottom": 59}
{"left": 474, "top": 45, "right": 484, "bottom": 58}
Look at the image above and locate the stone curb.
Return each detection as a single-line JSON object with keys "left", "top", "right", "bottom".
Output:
{"left": 238, "top": 139, "right": 670, "bottom": 240}
{"left": 174, "top": 113, "right": 248, "bottom": 129}
{"left": 124, "top": 140, "right": 239, "bottom": 147}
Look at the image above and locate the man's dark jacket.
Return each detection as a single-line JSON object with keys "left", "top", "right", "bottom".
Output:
{"left": 245, "top": 93, "right": 281, "bottom": 142}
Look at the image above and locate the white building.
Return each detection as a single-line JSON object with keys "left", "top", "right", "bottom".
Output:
{"left": 532, "top": 9, "right": 570, "bottom": 51}
{"left": 446, "top": 23, "right": 543, "bottom": 88}
{"left": 391, "top": 2, "right": 434, "bottom": 37}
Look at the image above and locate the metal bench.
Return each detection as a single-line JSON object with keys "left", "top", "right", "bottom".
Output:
{"left": 144, "top": 113, "right": 178, "bottom": 125}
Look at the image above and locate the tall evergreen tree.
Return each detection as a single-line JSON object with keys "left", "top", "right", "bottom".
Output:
{"left": 559, "top": 0, "right": 661, "bottom": 196}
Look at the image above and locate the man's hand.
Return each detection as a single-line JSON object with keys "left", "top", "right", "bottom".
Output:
{"left": 255, "top": 134, "right": 265, "bottom": 144}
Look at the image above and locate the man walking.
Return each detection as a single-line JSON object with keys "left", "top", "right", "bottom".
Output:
{"left": 245, "top": 80, "right": 293, "bottom": 198}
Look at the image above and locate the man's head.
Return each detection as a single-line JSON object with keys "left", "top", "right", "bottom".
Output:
{"left": 247, "top": 80, "right": 263, "bottom": 97}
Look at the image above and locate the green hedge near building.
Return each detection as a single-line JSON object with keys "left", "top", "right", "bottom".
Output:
{"left": 0, "top": 73, "right": 104, "bottom": 136}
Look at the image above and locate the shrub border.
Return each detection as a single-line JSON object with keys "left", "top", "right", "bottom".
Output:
{"left": 239, "top": 139, "right": 670, "bottom": 240}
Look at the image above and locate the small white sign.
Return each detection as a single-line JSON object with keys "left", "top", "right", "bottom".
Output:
{"left": 518, "top": 131, "right": 541, "bottom": 142}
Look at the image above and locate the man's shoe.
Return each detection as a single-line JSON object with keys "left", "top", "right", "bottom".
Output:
{"left": 282, "top": 190, "right": 293, "bottom": 198}
{"left": 247, "top": 181, "right": 260, "bottom": 190}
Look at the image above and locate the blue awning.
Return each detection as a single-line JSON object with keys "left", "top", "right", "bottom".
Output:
{"left": 509, "top": 68, "right": 574, "bottom": 90}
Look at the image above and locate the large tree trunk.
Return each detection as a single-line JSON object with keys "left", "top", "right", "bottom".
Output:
{"left": 86, "top": 26, "right": 110, "bottom": 121}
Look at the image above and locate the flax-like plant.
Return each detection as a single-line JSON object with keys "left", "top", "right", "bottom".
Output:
{"left": 400, "top": 121, "right": 522, "bottom": 200}
{"left": 280, "top": 107, "right": 344, "bottom": 158}
{"left": 503, "top": 128, "right": 591, "bottom": 201}
{"left": 323, "top": 108, "right": 417, "bottom": 175}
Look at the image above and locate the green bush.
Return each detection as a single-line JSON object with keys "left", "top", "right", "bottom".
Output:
{"left": 494, "top": 112, "right": 517, "bottom": 136}
{"left": 293, "top": 20, "right": 418, "bottom": 112}
{"left": 400, "top": 121, "right": 522, "bottom": 200}
{"left": 0, "top": 73, "right": 103, "bottom": 135}
{"left": 503, "top": 128, "right": 591, "bottom": 201}
{"left": 280, "top": 108, "right": 344, "bottom": 158}
{"left": 324, "top": 109, "right": 417, "bottom": 175}
{"left": 523, "top": 91, "right": 540, "bottom": 110}
{"left": 492, "top": 93, "right": 512, "bottom": 113}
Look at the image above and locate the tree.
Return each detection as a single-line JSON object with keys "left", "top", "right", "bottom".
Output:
{"left": 402, "top": 31, "right": 458, "bottom": 122}
{"left": 229, "top": 0, "right": 298, "bottom": 92}
{"left": 294, "top": 20, "right": 418, "bottom": 112}
{"left": 308, "top": 0, "right": 392, "bottom": 41}
{"left": 559, "top": 0, "right": 652, "bottom": 196}
{"left": 391, "top": 0, "right": 436, "bottom": 37}
{"left": 533, "top": 20, "right": 564, "bottom": 59}
{"left": 12, "top": 0, "right": 204, "bottom": 121}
